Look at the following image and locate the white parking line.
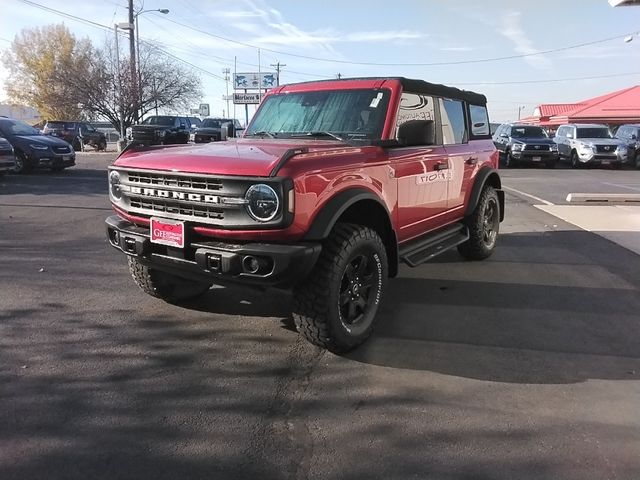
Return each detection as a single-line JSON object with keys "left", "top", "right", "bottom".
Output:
{"left": 502, "top": 185, "right": 554, "bottom": 205}
{"left": 602, "top": 182, "right": 640, "bottom": 192}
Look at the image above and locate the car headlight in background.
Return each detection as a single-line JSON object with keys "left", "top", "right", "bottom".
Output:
{"left": 245, "top": 184, "right": 279, "bottom": 222}
{"left": 109, "top": 170, "right": 122, "bottom": 200}
{"left": 29, "top": 144, "right": 48, "bottom": 150}
{"left": 579, "top": 144, "right": 595, "bottom": 154}
{"left": 616, "top": 145, "right": 627, "bottom": 155}
{"left": 550, "top": 144, "right": 558, "bottom": 151}
{"left": 512, "top": 143, "right": 523, "bottom": 151}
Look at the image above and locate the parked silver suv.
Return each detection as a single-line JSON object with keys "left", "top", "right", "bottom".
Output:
{"left": 554, "top": 124, "right": 627, "bottom": 168}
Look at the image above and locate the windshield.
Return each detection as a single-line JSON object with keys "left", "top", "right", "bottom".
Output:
{"left": 1, "top": 119, "right": 41, "bottom": 136}
{"left": 577, "top": 127, "right": 612, "bottom": 139}
{"left": 246, "top": 89, "right": 390, "bottom": 142}
{"left": 511, "top": 126, "right": 548, "bottom": 138}
{"left": 201, "top": 119, "right": 224, "bottom": 128}
{"left": 142, "top": 116, "right": 176, "bottom": 126}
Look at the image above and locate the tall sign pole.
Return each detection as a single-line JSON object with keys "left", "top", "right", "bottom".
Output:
{"left": 222, "top": 68, "right": 231, "bottom": 118}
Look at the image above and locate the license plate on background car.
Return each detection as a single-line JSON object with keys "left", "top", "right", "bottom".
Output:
{"left": 150, "top": 217, "right": 184, "bottom": 248}
{"left": 532, "top": 156, "right": 542, "bottom": 161}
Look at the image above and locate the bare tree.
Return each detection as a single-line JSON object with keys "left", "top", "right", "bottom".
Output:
{"left": 68, "top": 40, "right": 202, "bottom": 131}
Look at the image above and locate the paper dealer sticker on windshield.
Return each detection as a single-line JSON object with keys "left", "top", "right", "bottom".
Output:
{"left": 151, "top": 217, "right": 185, "bottom": 248}
{"left": 369, "top": 92, "right": 383, "bottom": 108}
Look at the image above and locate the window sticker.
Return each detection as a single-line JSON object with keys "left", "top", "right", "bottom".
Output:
{"left": 369, "top": 92, "right": 383, "bottom": 108}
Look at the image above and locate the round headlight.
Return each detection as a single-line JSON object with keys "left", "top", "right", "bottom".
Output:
{"left": 245, "top": 184, "right": 279, "bottom": 222}
{"left": 109, "top": 170, "right": 122, "bottom": 200}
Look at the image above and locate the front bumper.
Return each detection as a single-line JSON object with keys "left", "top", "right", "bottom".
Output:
{"left": 105, "top": 215, "right": 321, "bottom": 288}
{"left": 577, "top": 152, "right": 624, "bottom": 165}
{"left": 0, "top": 153, "right": 16, "bottom": 172}
{"left": 511, "top": 150, "right": 559, "bottom": 163}
{"left": 32, "top": 151, "right": 76, "bottom": 169}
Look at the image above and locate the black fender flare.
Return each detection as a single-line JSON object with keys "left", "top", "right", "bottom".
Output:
{"left": 465, "top": 167, "right": 505, "bottom": 222}
{"left": 304, "top": 188, "right": 391, "bottom": 240}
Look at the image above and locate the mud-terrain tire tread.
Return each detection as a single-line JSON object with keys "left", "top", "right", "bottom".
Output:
{"left": 457, "top": 185, "right": 499, "bottom": 261}
{"left": 128, "top": 257, "right": 212, "bottom": 303}
{"left": 292, "top": 223, "right": 387, "bottom": 353}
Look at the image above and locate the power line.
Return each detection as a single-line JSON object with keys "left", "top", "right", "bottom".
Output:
{"left": 451, "top": 71, "right": 640, "bottom": 86}
{"left": 152, "top": 14, "right": 636, "bottom": 67}
{"left": 14, "top": 0, "right": 225, "bottom": 81}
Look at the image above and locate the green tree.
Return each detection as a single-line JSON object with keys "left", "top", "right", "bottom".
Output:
{"left": 2, "top": 24, "right": 93, "bottom": 120}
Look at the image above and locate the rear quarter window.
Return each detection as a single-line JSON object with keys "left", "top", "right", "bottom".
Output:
{"left": 469, "top": 105, "right": 490, "bottom": 137}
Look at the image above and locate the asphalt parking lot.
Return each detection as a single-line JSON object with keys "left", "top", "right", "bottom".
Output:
{"left": 1, "top": 154, "right": 640, "bottom": 480}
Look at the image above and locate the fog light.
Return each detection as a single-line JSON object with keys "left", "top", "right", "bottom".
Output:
{"left": 113, "top": 230, "right": 120, "bottom": 245}
{"left": 242, "top": 255, "right": 260, "bottom": 274}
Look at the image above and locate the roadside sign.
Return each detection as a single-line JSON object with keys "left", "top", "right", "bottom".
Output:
{"left": 199, "top": 103, "right": 210, "bottom": 117}
{"left": 233, "top": 92, "right": 261, "bottom": 104}
{"left": 233, "top": 72, "right": 277, "bottom": 89}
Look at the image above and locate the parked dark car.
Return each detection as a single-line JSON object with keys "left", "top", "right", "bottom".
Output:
{"left": 43, "top": 121, "right": 107, "bottom": 151}
{"left": 190, "top": 118, "right": 243, "bottom": 143}
{"left": 492, "top": 123, "right": 559, "bottom": 168}
{"left": 129, "top": 115, "right": 192, "bottom": 146}
{"left": 614, "top": 124, "right": 640, "bottom": 168}
{"left": 0, "top": 118, "right": 75, "bottom": 173}
{"left": 0, "top": 137, "right": 16, "bottom": 175}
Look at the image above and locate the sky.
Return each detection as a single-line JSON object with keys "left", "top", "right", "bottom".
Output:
{"left": 1, "top": 0, "right": 639, "bottom": 124}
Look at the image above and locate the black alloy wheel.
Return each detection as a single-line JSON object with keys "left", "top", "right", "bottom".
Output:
{"left": 338, "top": 253, "right": 378, "bottom": 334}
{"left": 13, "top": 151, "right": 30, "bottom": 174}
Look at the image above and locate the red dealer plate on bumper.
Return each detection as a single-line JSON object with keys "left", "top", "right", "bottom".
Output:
{"left": 150, "top": 217, "right": 185, "bottom": 248}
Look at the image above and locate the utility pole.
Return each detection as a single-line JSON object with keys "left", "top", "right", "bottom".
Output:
{"left": 270, "top": 61, "right": 286, "bottom": 86}
{"left": 128, "top": 0, "right": 138, "bottom": 123}
{"left": 222, "top": 68, "right": 231, "bottom": 118}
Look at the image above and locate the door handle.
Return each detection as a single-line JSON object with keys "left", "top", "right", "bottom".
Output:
{"left": 466, "top": 157, "right": 478, "bottom": 165}
{"left": 434, "top": 162, "right": 449, "bottom": 171}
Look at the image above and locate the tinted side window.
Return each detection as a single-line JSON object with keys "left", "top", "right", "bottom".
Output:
{"left": 469, "top": 104, "right": 490, "bottom": 136}
{"left": 439, "top": 98, "right": 466, "bottom": 145}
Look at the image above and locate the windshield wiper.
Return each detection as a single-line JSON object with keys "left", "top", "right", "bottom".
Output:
{"left": 292, "top": 131, "right": 348, "bottom": 142}
{"left": 248, "top": 131, "right": 276, "bottom": 138}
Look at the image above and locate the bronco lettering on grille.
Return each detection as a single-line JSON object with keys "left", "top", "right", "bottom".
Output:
{"left": 129, "top": 186, "right": 219, "bottom": 204}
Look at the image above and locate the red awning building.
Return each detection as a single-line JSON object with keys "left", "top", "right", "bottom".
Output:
{"left": 520, "top": 85, "right": 640, "bottom": 130}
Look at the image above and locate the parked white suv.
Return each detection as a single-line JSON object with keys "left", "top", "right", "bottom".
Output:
{"left": 554, "top": 124, "right": 627, "bottom": 168}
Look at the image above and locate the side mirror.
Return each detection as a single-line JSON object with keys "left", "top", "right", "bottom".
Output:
{"left": 220, "top": 122, "right": 235, "bottom": 140}
{"left": 632, "top": 134, "right": 638, "bottom": 140}
{"left": 499, "top": 133, "right": 508, "bottom": 138}
{"left": 397, "top": 120, "right": 435, "bottom": 147}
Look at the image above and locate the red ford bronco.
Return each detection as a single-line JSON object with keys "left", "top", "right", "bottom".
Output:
{"left": 106, "top": 77, "right": 504, "bottom": 352}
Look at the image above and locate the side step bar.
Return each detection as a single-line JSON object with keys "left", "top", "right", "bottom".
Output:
{"left": 399, "top": 223, "right": 469, "bottom": 267}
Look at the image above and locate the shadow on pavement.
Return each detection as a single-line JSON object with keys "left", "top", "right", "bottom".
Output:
{"left": 348, "top": 230, "right": 640, "bottom": 384}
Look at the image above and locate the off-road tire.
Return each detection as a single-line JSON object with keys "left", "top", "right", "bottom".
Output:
{"left": 458, "top": 186, "right": 500, "bottom": 261}
{"left": 127, "top": 257, "right": 212, "bottom": 303}
{"left": 634, "top": 150, "right": 640, "bottom": 169}
{"left": 97, "top": 139, "right": 107, "bottom": 151}
{"left": 72, "top": 137, "right": 83, "bottom": 152}
{"left": 292, "top": 223, "right": 388, "bottom": 353}
{"left": 14, "top": 151, "right": 31, "bottom": 174}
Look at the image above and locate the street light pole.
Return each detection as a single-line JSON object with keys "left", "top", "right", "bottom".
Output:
{"left": 134, "top": 9, "right": 169, "bottom": 122}
{"left": 518, "top": 105, "right": 525, "bottom": 120}
{"left": 114, "top": 24, "right": 125, "bottom": 144}
{"left": 128, "top": 0, "right": 137, "bottom": 123}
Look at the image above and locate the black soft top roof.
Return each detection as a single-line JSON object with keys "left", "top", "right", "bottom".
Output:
{"left": 281, "top": 77, "right": 487, "bottom": 106}
{"left": 397, "top": 77, "right": 486, "bottom": 106}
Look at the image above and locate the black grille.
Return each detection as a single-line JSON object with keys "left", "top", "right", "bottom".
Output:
{"left": 595, "top": 145, "right": 616, "bottom": 154}
{"left": 127, "top": 172, "right": 223, "bottom": 191}
{"left": 523, "top": 144, "right": 550, "bottom": 152}
{"left": 53, "top": 146, "right": 71, "bottom": 154}
{"left": 132, "top": 128, "right": 160, "bottom": 145}
{"left": 129, "top": 197, "right": 225, "bottom": 220}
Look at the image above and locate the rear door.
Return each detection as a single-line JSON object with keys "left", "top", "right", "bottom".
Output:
{"left": 388, "top": 92, "right": 450, "bottom": 242}
{"left": 443, "top": 100, "right": 483, "bottom": 211}
{"left": 555, "top": 126, "right": 569, "bottom": 158}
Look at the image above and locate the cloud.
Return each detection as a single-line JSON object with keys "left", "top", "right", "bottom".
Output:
{"left": 499, "top": 11, "right": 552, "bottom": 70}
{"left": 439, "top": 46, "right": 476, "bottom": 52}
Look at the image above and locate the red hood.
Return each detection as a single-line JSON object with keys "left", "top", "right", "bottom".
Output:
{"left": 114, "top": 138, "right": 346, "bottom": 177}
